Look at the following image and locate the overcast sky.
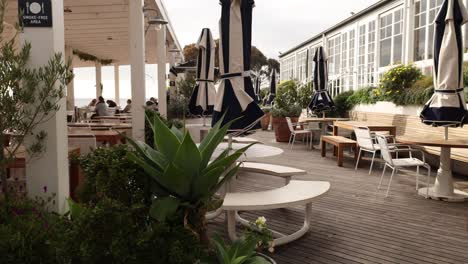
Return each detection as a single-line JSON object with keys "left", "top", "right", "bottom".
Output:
{"left": 165, "top": 0, "right": 380, "bottom": 59}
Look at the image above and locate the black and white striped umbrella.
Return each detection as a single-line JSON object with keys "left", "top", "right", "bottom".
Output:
{"left": 189, "top": 28, "right": 217, "bottom": 116}
{"left": 308, "top": 46, "right": 335, "bottom": 113}
{"left": 254, "top": 76, "right": 262, "bottom": 103}
{"left": 212, "top": 0, "right": 264, "bottom": 130}
{"left": 420, "top": 0, "right": 468, "bottom": 127}
{"left": 265, "top": 71, "right": 276, "bottom": 105}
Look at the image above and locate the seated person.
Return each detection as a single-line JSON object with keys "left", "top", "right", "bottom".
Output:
{"left": 93, "top": 96, "right": 109, "bottom": 117}
{"left": 88, "top": 99, "right": 97, "bottom": 107}
{"left": 122, "top": 99, "right": 132, "bottom": 113}
{"left": 106, "top": 100, "right": 117, "bottom": 108}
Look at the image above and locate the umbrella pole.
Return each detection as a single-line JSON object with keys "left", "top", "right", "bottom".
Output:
{"left": 444, "top": 127, "right": 448, "bottom": 140}
{"left": 322, "top": 112, "right": 326, "bottom": 118}
{"left": 203, "top": 114, "right": 206, "bottom": 127}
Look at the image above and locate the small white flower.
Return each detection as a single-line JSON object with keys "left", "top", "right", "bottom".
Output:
{"left": 268, "top": 247, "right": 275, "bottom": 253}
{"left": 255, "top": 216, "right": 267, "bottom": 226}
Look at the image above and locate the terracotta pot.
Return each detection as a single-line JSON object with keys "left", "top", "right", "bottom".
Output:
{"left": 261, "top": 112, "right": 271, "bottom": 130}
{"left": 272, "top": 117, "right": 298, "bottom": 142}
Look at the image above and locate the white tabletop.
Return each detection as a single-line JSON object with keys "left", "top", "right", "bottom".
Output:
{"left": 212, "top": 143, "right": 283, "bottom": 160}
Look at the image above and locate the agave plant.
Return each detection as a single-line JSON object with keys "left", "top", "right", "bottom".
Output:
{"left": 126, "top": 113, "right": 254, "bottom": 243}
{"left": 205, "top": 234, "right": 272, "bottom": 264}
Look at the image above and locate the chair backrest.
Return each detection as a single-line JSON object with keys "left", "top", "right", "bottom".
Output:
{"left": 376, "top": 135, "right": 393, "bottom": 165}
{"left": 107, "top": 107, "right": 117, "bottom": 116}
{"left": 68, "top": 135, "right": 97, "bottom": 156}
{"left": 285, "top": 117, "right": 294, "bottom": 133}
{"left": 353, "top": 126, "right": 375, "bottom": 150}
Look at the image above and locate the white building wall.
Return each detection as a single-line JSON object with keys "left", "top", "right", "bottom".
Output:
{"left": 280, "top": 0, "right": 468, "bottom": 95}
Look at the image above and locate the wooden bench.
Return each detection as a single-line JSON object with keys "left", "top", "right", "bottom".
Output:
{"left": 321, "top": 136, "right": 357, "bottom": 167}
{"left": 222, "top": 180, "right": 330, "bottom": 246}
{"left": 239, "top": 162, "right": 306, "bottom": 184}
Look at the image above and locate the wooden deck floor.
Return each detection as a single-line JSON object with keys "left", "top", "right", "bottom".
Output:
{"left": 208, "top": 130, "right": 468, "bottom": 264}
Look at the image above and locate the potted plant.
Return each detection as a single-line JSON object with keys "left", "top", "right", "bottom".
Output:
{"left": 270, "top": 81, "right": 302, "bottom": 142}
{"left": 260, "top": 106, "right": 271, "bottom": 130}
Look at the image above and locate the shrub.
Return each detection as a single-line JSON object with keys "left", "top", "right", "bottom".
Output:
{"left": 379, "top": 64, "right": 422, "bottom": 92}
{"left": 347, "top": 87, "right": 378, "bottom": 105}
{"left": 411, "top": 75, "right": 434, "bottom": 90}
{"left": 330, "top": 91, "right": 354, "bottom": 117}
{"left": 177, "top": 73, "right": 196, "bottom": 99}
{"left": 78, "top": 145, "right": 152, "bottom": 208}
{"left": 272, "top": 80, "right": 302, "bottom": 117}
{"left": 0, "top": 197, "right": 69, "bottom": 264}
{"left": 168, "top": 95, "right": 189, "bottom": 119}
{"left": 297, "top": 81, "right": 314, "bottom": 109}
{"left": 62, "top": 199, "right": 204, "bottom": 264}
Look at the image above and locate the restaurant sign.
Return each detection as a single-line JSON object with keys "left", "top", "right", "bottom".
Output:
{"left": 18, "top": 0, "right": 53, "bottom": 27}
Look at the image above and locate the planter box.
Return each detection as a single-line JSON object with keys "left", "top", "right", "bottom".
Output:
{"left": 261, "top": 112, "right": 271, "bottom": 130}
{"left": 272, "top": 117, "right": 298, "bottom": 142}
{"left": 352, "top": 101, "right": 423, "bottom": 116}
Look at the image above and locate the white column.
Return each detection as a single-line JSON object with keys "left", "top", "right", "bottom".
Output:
{"left": 156, "top": 26, "right": 167, "bottom": 117}
{"left": 65, "top": 45, "right": 75, "bottom": 110}
{"left": 21, "top": 0, "right": 69, "bottom": 212}
{"left": 114, "top": 64, "right": 120, "bottom": 105}
{"left": 403, "top": 0, "right": 415, "bottom": 64}
{"left": 95, "top": 62, "right": 102, "bottom": 98}
{"left": 129, "top": 0, "right": 146, "bottom": 140}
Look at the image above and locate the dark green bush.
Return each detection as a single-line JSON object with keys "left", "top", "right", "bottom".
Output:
{"left": 297, "top": 81, "right": 314, "bottom": 109}
{"left": 78, "top": 145, "right": 152, "bottom": 207}
{"left": 329, "top": 91, "right": 354, "bottom": 117}
{"left": 62, "top": 199, "right": 204, "bottom": 264}
{"left": 0, "top": 197, "right": 69, "bottom": 264}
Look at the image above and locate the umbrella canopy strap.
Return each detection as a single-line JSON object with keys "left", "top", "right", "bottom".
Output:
{"left": 220, "top": 71, "right": 251, "bottom": 80}
{"left": 196, "top": 79, "right": 214, "bottom": 82}
{"left": 434, "top": 88, "right": 464, "bottom": 94}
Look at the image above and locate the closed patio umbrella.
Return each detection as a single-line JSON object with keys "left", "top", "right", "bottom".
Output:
{"left": 308, "top": 46, "right": 335, "bottom": 115}
{"left": 420, "top": 0, "right": 468, "bottom": 128}
{"left": 265, "top": 71, "right": 276, "bottom": 105}
{"left": 254, "top": 76, "right": 262, "bottom": 103}
{"left": 189, "top": 28, "right": 217, "bottom": 122}
{"left": 212, "top": 0, "right": 264, "bottom": 130}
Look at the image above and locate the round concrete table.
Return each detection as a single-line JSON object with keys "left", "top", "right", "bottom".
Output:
{"left": 397, "top": 136, "right": 468, "bottom": 202}
{"left": 212, "top": 142, "right": 283, "bottom": 160}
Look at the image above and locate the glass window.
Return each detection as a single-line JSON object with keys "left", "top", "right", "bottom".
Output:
{"left": 358, "top": 24, "right": 367, "bottom": 87}
{"left": 296, "top": 51, "right": 307, "bottom": 82}
{"left": 348, "top": 30, "right": 356, "bottom": 89}
{"left": 281, "top": 56, "right": 296, "bottom": 81}
{"left": 379, "top": 8, "right": 403, "bottom": 67}
{"left": 368, "top": 21, "right": 376, "bottom": 86}
{"left": 328, "top": 35, "right": 342, "bottom": 75}
{"left": 413, "top": 0, "right": 444, "bottom": 61}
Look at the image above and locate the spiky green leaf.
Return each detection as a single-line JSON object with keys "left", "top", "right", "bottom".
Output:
{"left": 150, "top": 196, "right": 180, "bottom": 222}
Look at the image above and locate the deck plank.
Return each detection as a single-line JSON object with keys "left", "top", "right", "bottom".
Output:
{"left": 208, "top": 130, "right": 468, "bottom": 264}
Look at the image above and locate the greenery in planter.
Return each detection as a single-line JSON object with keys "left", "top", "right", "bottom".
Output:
{"left": 329, "top": 91, "right": 354, "bottom": 117}
{"left": 0, "top": 0, "right": 73, "bottom": 202}
{"left": 168, "top": 95, "right": 189, "bottom": 119}
{"left": 271, "top": 80, "right": 302, "bottom": 117}
{"left": 177, "top": 73, "right": 197, "bottom": 99}
{"left": 297, "top": 81, "right": 314, "bottom": 109}
{"left": 127, "top": 113, "right": 255, "bottom": 244}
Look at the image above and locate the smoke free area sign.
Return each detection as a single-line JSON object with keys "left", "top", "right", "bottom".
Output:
{"left": 18, "top": 0, "right": 53, "bottom": 27}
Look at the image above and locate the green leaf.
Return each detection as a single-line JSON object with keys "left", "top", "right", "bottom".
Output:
{"left": 192, "top": 167, "right": 225, "bottom": 200}
{"left": 161, "top": 162, "right": 191, "bottom": 198}
{"left": 245, "top": 256, "right": 272, "bottom": 264}
{"left": 173, "top": 131, "right": 201, "bottom": 180}
{"left": 213, "top": 164, "right": 241, "bottom": 195}
{"left": 151, "top": 112, "right": 181, "bottom": 161}
{"left": 199, "top": 118, "right": 238, "bottom": 169}
{"left": 212, "top": 234, "right": 231, "bottom": 264}
{"left": 171, "top": 126, "right": 184, "bottom": 141}
{"left": 150, "top": 197, "right": 180, "bottom": 222}
{"left": 67, "top": 198, "right": 86, "bottom": 220}
{"left": 126, "top": 136, "right": 167, "bottom": 170}
{"left": 203, "top": 143, "right": 256, "bottom": 175}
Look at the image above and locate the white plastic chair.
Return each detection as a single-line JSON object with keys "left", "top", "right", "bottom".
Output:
{"left": 107, "top": 107, "right": 117, "bottom": 116}
{"left": 286, "top": 117, "right": 313, "bottom": 149}
{"left": 68, "top": 135, "right": 97, "bottom": 156}
{"left": 376, "top": 135, "right": 431, "bottom": 198}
